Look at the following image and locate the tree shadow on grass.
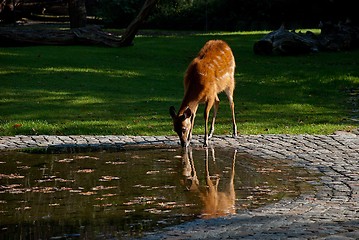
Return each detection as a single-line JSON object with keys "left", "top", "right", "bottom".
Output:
{"left": 0, "top": 34, "right": 358, "bottom": 135}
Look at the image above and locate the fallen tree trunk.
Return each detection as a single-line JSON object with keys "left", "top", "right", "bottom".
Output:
{"left": 0, "top": 0, "right": 159, "bottom": 47}
{"left": 253, "top": 25, "right": 319, "bottom": 55}
{"left": 254, "top": 22, "right": 359, "bottom": 55}
{"left": 0, "top": 25, "right": 125, "bottom": 47}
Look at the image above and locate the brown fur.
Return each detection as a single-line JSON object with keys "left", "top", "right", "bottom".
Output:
{"left": 170, "top": 40, "right": 237, "bottom": 147}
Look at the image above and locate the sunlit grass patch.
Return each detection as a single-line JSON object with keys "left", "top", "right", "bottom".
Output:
{"left": 40, "top": 67, "right": 142, "bottom": 77}
{"left": 0, "top": 32, "right": 358, "bottom": 136}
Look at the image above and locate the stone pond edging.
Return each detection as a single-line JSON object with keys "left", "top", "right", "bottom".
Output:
{"left": 1, "top": 134, "right": 359, "bottom": 239}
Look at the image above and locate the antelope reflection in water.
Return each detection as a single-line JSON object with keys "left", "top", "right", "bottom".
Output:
{"left": 181, "top": 147, "right": 236, "bottom": 219}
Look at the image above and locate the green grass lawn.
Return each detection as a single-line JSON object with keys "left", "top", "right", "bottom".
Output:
{"left": 0, "top": 31, "right": 358, "bottom": 136}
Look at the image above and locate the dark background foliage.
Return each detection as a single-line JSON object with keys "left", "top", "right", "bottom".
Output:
{"left": 0, "top": 0, "right": 357, "bottom": 30}
{"left": 101, "top": 0, "right": 358, "bottom": 30}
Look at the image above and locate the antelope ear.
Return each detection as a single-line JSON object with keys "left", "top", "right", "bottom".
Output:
{"left": 183, "top": 107, "right": 192, "bottom": 119}
{"left": 169, "top": 106, "right": 177, "bottom": 119}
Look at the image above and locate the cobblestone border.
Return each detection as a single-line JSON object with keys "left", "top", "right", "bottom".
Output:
{"left": 1, "top": 134, "right": 359, "bottom": 239}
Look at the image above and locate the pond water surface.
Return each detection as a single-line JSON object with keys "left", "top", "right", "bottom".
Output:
{"left": 0, "top": 147, "right": 317, "bottom": 239}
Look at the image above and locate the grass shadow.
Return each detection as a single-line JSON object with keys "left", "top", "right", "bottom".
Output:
{"left": 0, "top": 32, "right": 358, "bottom": 135}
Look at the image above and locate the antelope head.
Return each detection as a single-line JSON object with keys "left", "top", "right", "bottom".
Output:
{"left": 169, "top": 106, "right": 192, "bottom": 147}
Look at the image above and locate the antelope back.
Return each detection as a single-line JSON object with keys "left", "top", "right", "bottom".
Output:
{"left": 184, "top": 40, "right": 235, "bottom": 94}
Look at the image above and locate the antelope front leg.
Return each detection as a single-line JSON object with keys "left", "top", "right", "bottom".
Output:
{"left": 209, "top": 97, "right": 219, "bottom": 139}
{"left": 188, "top": 106, "right": 198, "bottom": 143}
{"left": 204, "top": 119, "right": 209, "bottom": 147}
{"left": 204, "top": 101, "right": 214, "bottom": 147}
{"left": 188, "top": 113, "right": 195, "bottom": 142}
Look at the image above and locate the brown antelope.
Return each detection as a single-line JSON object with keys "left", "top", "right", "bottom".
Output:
{"left": 170, "top": 40, "right": 238, "bottom": 147}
